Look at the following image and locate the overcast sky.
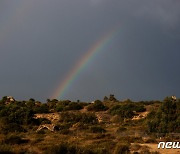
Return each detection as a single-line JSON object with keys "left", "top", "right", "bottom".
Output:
{"left": 0, "top": 0, "right": 180, "bottom": 102}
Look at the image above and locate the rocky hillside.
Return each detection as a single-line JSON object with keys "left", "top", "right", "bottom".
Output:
{"left": 0, "top": 95, "right": 179, "bottom": 153}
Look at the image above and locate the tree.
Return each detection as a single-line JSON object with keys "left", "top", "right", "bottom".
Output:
{"left": 51, "top": 99, "right": 58, "bottom": 103}
{"left": 29, "top": 98, "right": 35, "bottom": 102}
{"left": 103, "top": 96, "right": 108, "bottom": 102}
{"left": 46, "top": 99, "right": 51, "bottom": 103}
{"left": 1, "top": 96, "right": 7, "bottom": 103}
{"left": 26, "top": 100, "right": 35, "bottom": 108}
{"left": 147, "top": 97, "right": 180, "bottom": 134}
{"left": 109, "top": 104, "right": 135, "bottom": 120}
{"left": 87, "top": 100, "right": 108, "bottom": 112}
{"left": 34, "top": 104, "right": 49, "bottom": 113}
{"left": 109, "top": 94, "right": 117, "bottom": 102}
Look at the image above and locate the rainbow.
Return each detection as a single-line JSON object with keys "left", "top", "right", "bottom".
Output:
{"left": 51, "top": 27, "right": 120, "bottom": 100}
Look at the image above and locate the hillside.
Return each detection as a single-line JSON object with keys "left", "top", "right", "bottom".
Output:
{"left": 0, "top": 95, "right": 179, "bottom": 154}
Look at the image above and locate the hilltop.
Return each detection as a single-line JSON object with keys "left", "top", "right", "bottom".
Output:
{"left": 0, "top": 95, "right": 179, "bottom": 154}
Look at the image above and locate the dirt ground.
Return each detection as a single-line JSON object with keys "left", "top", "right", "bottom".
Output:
{"left": 139, "top": 143, "right": 180, "bottom": 154}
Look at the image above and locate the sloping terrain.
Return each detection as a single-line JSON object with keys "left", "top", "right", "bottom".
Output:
{"left": 0, "top": 96, "right": 179, "bottom": 153}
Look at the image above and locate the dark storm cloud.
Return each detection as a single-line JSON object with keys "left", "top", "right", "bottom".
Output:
{"left": 0, "top": 0, "right": 180, "bottom": 101}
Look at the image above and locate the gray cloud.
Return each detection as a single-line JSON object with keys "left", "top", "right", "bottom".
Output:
{"left": 0, "top": 0, "right": 179, "bottom": 101}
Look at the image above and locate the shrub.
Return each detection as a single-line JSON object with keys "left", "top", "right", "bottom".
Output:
{"left": 87, "top": 100, "right": 108, "bottom": 112}
{"left": 1, "top": 122, "right": 26, "bottom": 133}
{"left": 46, "top": 142, "right": 80, "bottom": 154}
{"left": 57, "top": 123, "right": 71, "bottom": 134}
{"left": 133, "top": 152, "right": 139, "bottom": 154}
{"left": 134, "top": 105, "right": 146, "bottom": 112}
{"left": 146, "top": 97, "right": 180, "bottom": 134}
{"left": 109, "top": 104, "right": 134, "bottom": 119}
{"left": 34, "top": 104, "right": 49, "bottom": 113}
{"left": 116, "top": 127, "right": 127, "bottom": 133}
{"left": 55, "top": 105, "right": 64, "bottom": 112}
{"left": 145, "top": 138, "right": 157, "bottom": 143}
{"left": 0, "top": 104, "right": 34, "bottom": 126}
{"left": 3, "top": 135, "right": 28, "bottom": 145}
{"left": 65, "top": 102, "right": 83, "bottom": 111}
{"left": 89, "top": 126, "right": 106, "bottom": 133}
{"left": 118, "top": 136, "right": 143, "bottom": 144}
{"left": 59, "top": 129, "right": 71, "bottom": 135}
{"left": 109, "top": 94, "right": 117, "bottom": 102}
{"left": 60, "top": 112, "right": 97, "bottom": 124}
{"left": 151, "top": 152, "right": 160, "bottom": 154}
{"left": 82, "top": 141, "right": 114, "bottom": 154}
{"left": 140, "top": 145, "right": 150, "bottom": 153}
{"left": 0, "top": 144, "right": 13, "bottom": 154}
{"left": 58, "top": 123, "right": 72, "bottom": 130}
{"left": 131, "top": 144, "right": 142, "bottom": 151}
{"left": 38, "top": 118, "right": 51, "bottom": 125}
{"left": 111, "top": 115, "right": 123, "bottom": 123}
{"left": 114, "top": 144, "right": 130, "bottom": 154}
{"left": 37, "top": 129, "right": 46, "bottom": 134}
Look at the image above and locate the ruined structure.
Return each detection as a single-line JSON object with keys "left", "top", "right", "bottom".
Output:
{"left": 34, "top": 113, "right": 60, "bottom": 123}
{"left": 34, "top": 113, "right": 60, "bottom": 132}
{"left": 36, "top": 124, "right": 59, "bottom": 132}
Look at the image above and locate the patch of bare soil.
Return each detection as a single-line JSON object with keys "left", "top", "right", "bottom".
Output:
{"left": 139, "top": 143, "right": 180, "bottom": 154}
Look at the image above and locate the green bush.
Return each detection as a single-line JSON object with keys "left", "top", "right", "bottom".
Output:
{"left": 37, "top": 129, "right": 46, "bottom": 134}
{"left": 145, "top": 138, "right": 157, "bottom": 143}
{"left": 65, "top": 102, "right": 83, "bottom": 111}
{"left": 34, "top": 104, "right": 49, "bottom": 113}
{"left": 46, "top": 142, "right": 110, "bottom": 154}
{"left": 116, "top": 127, "right": 127, "bottom": 133}
{"left": 0, "top": 144, "right": 13, "bottom": 154}
{"left": 46, "top": 142, "right": 80, "bottom": 154}
{"left": 38, "top": 118, "right": 51, "bottom": 125}
{"left": 55, "top": 104, "right": 64, "bottom": 112}
{"left": 134, "top": 105, "right": 146, "bottom": 112}
{"left": 1, "top": 122, "right": 26, "bottom": 133}
{"left": 146, "top": 97, "right": 180, "bottom": 134}
{"left": 110, "top": 104, "right": 134, "bottom": 119}
{"left": 87, "top": 100, "right": 108, "bottom": 112}
{"left": 60, "top": 112, "right": 97, "bottom": 124}
{"left": 89, "top": 126, "right": 106, "bottom": 133}
{"left": 110, "top": 103, "right": 146, "bottom": 122}
{"left": 131, "top": 144, "right": 142, "bottom": 151}
{"left": 57, "top": 123, "right": 71, "bottom": 134}
{"left": 3, "top": 135, "right": 28, "bottom": 145}
{"left": 0, "top": 104, "right": 34, "bottom": 125}
{"left": 114, "top": 144, "right": 130, "bottom": 154}
{"left": 54, "top": 100, "right": 78, "bottom": 112}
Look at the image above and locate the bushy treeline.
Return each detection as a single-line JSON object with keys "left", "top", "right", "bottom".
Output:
{"left": 0, "top": 101, "right": 35, "bottom": 133}
{"left": 147, "top": 97, "right": 180, "bottom": 134}
{"left": 60, "top": 112, "right": 97, "bottom": 124}
{"left": 87, "top": 100, "right": 108, "bottom": 111}
{"left": 0, "top": 95, "right": 179, "bottom": 135}
{"left": 109, "top": 103, "right": 146, "bottom": 120}
{"left": 46, "top": 142, "right": 130, "bottom": 154}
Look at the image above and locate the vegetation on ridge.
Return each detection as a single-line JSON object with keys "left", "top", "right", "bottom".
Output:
{"left": 0, "top": 95, "right": 179, "bottom": 154}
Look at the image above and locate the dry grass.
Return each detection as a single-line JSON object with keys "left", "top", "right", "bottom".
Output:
{"left": 139, "top": 143, "right": 180, "bottom": 154}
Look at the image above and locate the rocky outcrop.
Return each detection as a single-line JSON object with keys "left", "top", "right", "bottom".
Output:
{"left": 132, "top": 111, "right": 149, "bottom": 120}
{"left": 95, "top": 112, "right": 111, "bottom": 123}
{"left": 5, "top": 96, "right": 15, "bottom": 104}
{"left": 34, "top": 113, "right": 60, "bottom": 123}
{"left": 36, "top": 124, "right": 59, "bottom": 132}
